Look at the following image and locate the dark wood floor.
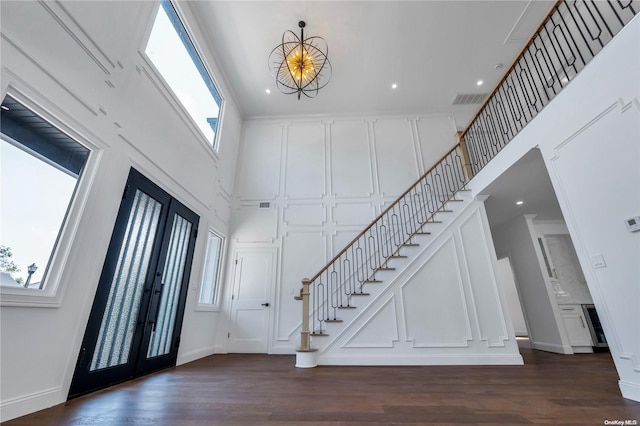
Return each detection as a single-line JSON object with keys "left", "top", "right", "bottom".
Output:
{"left": 5, "top": 345, "right": 640, "bottom": 425}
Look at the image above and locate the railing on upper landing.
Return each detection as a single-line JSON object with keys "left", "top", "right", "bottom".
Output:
{"left": 461, "top": 0, "right": 638, "bottom": 174}
{"left": 297, "top": 0, "right": 639, "bottom": 353}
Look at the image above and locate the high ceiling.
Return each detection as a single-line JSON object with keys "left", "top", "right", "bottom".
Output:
{"left": 480, "top": 148, "right": 564, "bottom": 228}
{"left": 188, "top": 0, "right": 554, "bottom": 127}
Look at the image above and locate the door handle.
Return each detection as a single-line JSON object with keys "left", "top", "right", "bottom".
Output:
{"left": 261, "top": 303, "right": 270, "bottom": 307}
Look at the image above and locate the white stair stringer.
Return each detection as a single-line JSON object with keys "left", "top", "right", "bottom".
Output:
{"left": 300, "top": 190, "right": 523, "bottom": 366}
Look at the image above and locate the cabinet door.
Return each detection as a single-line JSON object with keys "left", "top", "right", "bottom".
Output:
{"left": 559, "top": 306, "right": 593, "bottom": 347}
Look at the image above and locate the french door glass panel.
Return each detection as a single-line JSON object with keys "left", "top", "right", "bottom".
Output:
{"left": 147, "top": 213, "right": 192, "bottom": 358}
{"left": 91, "top": 190, "right": 162, "bottom": 371}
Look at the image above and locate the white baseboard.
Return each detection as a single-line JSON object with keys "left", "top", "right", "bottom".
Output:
{"left": 317, "top": 353, "right": 524, "bottom": 366}
{"left": 531, "top": 341, "right": 573, "bottom": 354}
{"left": 619, "top": 380, "right": 640, "bottom": 402}
{"left": 176, "top": 345, "right": 217, "bottom": 365}
{"left": 0, "top": 386, "right": 62, "bottom": 423}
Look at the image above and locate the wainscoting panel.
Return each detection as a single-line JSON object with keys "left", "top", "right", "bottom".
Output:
{"left": 415, "top": 116, "right": 458, "bottom": 171}
{"left": 329, "top": 119, "right": 373, "bottom": 198}
{"left": 238, "top": 122, "right": 283, "bottom": 200}
{"left": 285, "top": 122, "right": 325, "bottom": 199}
{"left": 277, "top": 232, "right": 327, "bottom": 341}
{"left": 343, "top": 295, "right": 399, "bottom": 348}
{"left": 459, "top": 209, "right": 509, "bottom": 347}
{"left": 232, "top": 207, "right": 278, "bottom": 244}
{"left": 372, "top": 118, "right": 419, "bottom": 196}
{"left": 402, "top": 237, "right": 472, "bottom": 348}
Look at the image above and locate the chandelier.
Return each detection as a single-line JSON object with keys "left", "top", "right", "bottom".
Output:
{"left": 268, "top": 21, "right": 332, "bottom": 99}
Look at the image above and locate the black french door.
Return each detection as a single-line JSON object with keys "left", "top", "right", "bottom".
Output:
{"left": 69, "top": 168, "right": 199, "bottom": 398}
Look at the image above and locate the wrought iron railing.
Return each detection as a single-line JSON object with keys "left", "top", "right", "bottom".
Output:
{"left": 462, "top": 0, "right": 638, "bottom": 174}
{"left": 297, "top": 0, "right": 638, "bottom": 352}
{"left": 299, "top": 145, "right": 466, "bottom": 343}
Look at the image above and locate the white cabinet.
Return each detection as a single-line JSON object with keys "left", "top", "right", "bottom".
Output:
{"left": 559, "top": 304, "right": 593, "bottom": 352}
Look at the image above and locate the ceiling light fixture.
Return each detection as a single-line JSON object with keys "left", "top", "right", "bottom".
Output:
{"left": 477, "top": 80, "right": 483, "bottom": 86}
{"left": 268, "top": 21, "right": 332, "bottom": 100}
{"left": 516, "top": 200, "right": 524, "bottom": 205}
{"left": 392, "top": 83, "right": 398, "bottom": 89}
{"left": 265, "top": 89, "right": 271, "bottom": 94}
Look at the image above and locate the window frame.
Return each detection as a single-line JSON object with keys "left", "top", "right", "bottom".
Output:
{"left": 141, "top": 0, "right": 225, "bottom": 154}
{"left": 0, "top": 91, "right": 101, "bottom": 308}
{"left": 195, "top": 227, "right": 226, "bottom": 311}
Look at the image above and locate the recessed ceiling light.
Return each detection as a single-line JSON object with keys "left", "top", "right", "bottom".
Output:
{"left": 391, "top": 83, "right": 398, "bottom": 89}
{"left": 265, "top": 89, "right": 271, "bottom": 94}
{"left": 516, "top": 200, "right": 524, "bottom": 205}
{"left": 476, "top": 80, "right": 483, "bottom": 86}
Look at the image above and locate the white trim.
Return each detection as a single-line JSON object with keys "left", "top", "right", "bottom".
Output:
{"left": 531, "top": 340, "right": 573, "bottom": 354}
{"left": 317, "top": 353, "right": 524, "bottom": 366}
{"left": 619, "top": 380, "right": 640, "bottom": 403}
{"left": 0, "top": 386, "right": 62, "bottom": 423}
{"left": 177, "top": 345, "right": 217, "bottom": 366}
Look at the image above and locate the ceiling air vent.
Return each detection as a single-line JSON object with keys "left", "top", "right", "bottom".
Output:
{"left": 259, "top": 202, "right": 271, "bottom": 208}
{"left": 452, "top": 93, "right": 488, "bottom": 105}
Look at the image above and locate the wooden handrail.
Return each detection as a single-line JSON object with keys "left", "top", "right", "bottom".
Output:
{"left": 462, "top": 0, "right": 562, "bottom": 137}
{"left": 307, "top": 142, "right": 463, "bottom": 284}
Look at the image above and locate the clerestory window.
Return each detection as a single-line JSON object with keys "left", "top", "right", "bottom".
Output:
{"left": 145, "top": 0, "right": 223, "bottom": 150}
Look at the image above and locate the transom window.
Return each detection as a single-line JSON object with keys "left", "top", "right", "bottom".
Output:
{"left": 145, "top": 0, "right": 223, "bottom": 149}
{"left": 0, "top": 95, "right": 89, "bottom": 290}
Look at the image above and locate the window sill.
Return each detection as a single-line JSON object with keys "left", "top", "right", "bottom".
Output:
{"left": 0, "top": 285, "right": 63, "bottom": 307}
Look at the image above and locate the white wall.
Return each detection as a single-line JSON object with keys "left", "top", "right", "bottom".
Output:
{"left": 220, "top": 114, "right": 459, "bottom": 354}
{"left": 492, "top": 215, "right": 571, "bottom": 353}
{"left": 0, "top": 1, "right": 242, "bottom": 421}
{"left": 468, "top": 15, "right": 640, "bottom": 401}
{"left": 496, "top": 258, "right": 528, "bottom": 336}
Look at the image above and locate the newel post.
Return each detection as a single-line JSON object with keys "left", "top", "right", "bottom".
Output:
{"left": 295, "top": 278, "right": 317, "bottom": 368}
{"left": 457, "top": 131, "right": 473, "bottom": 183}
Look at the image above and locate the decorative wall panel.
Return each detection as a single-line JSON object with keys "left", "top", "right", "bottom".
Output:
{"left": 333, "top": 202, "right": 376, "bottom": 227}
{"left": 232, "top": 207, "right": 277, "bottom": 243}
{"left": 415, "top": 117, "right": 457, "bottom": 171}
{"left": 285, "top": 122, "right": 325, "bottom": 198}
{"left": 278, "top": 232, "right": 326, "bottom": 340}
{"left": 459, "top": 210, "right": 508, "bottom": 346}
{"left": 284, "top": 204, "right": 326, "bottom": 227}
{"left": 343, "top": 296, "right": 399, "bottom": 348}
{"left": 372, "top": 118, "right": 418, "bottom": 195}
{"left": 329, "top": 120, "right": 373, "bottom": 198}
{"left": 402, "top": 237, "right": 472, "bottom": 347}
{"left": 239, "top": 122, "right": 282, "bottom": 200}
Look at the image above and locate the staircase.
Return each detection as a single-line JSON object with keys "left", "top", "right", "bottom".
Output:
{"left": 294, "top": 0, "right": 638, "bottom": 366}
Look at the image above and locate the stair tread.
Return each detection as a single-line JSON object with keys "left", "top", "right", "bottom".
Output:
{"left": 311, "top": 332, "right": 329, "bottom": 336}
{"left": 325, "top": 319, "right": 343, "bottom": 323}
{"left": 364, "top": 279, "right": 382, "bottom": 283}
{"left": 350, "top": 292, "right": 370, "bottom": 296}
{"left": 378, "top": 267, "right": 396, "bottom": 270}
{"left": 338, "top": 305, "right": 357, "bottom": 309}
